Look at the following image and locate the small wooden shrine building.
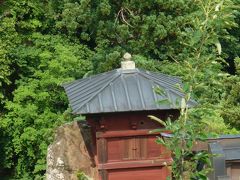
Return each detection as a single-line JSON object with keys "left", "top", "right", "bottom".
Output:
{"left": 63, "top": 53, "right": 196, "bottom": 180}
{"left": 195, "top": 135, "right": 240, "bottom": 180}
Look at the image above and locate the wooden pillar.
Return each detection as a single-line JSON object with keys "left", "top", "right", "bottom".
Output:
{"left": 208, "top": 142, "right": 227, "bottom": 180}
{"left": 97, "top": 137, "right": 108, "bottom": 180}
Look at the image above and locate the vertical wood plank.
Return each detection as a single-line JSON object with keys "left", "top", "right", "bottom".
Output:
{"left": 97, "top": 138, "right": 107, "bottom": 163}
{"left": 139, "top": 137, "right": 147, "bottom": 159}
{"left": 123, "top": 137, "right": 135, "bottom": 160}
{"left": 99, "top": 169, "right": 108, "bottom": 180}
{"left": 97, "top": 138, "right": 108, "bottom": 180}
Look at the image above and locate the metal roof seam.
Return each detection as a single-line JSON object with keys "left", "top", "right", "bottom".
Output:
{"left": 141, "top": 69, "right": 180, "bottom": 81}
{"left": 139, "top": 68, "right": 180, "bottom": 80}
{"left": 152, "top": 85, "right": 160, "bottom": 108}
{"left": 121, "top": 75, "right": 132, "bottom": 110}
{"left": 66, "top": 72, "right": 116, "bottom": 98}
{"left": 150, "top": 71, "right": 180, "bottom": 82}
{"left": 64, "top": 67, "right": 197, "bottom": 114}
{"left": 69, "top": 71, "right": 121, "bottom": 104}
{"left": 136, "top": 75, "right": 146, "bottom": 109}
{"left": 137, "top": 70, "right": 168, "bottom": 89}
{"left": 98, "top": 93, "right": 103, "bottom": 112}
{"left": 110, "top": 83, "right": 118, "bottom": 111}
{"left": 168, "top": 89, "right": 197, "bottom": 106}
{"left": 165, "top": 89, "right": 174, "bottom": 109}
{"left": 138, "top": 71, "right": 179, "bottom": 90}
{"left": 74, "top": 73, "right": 121, "bottom": 113}
{"left": 86, "top": 103, "right": 90, "bottom": 113}
{"left": 63, "top": 69, "right": 116, "bottom": 90}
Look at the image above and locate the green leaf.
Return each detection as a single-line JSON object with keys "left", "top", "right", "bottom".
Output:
{"left": 157, "top": 99, "right": 171, "bottom": 105}
{"left": 154, "top": 86, "right": 166, "bottom": 96}
{"left": 156, "top": 137, "right": 166, "bottom": 145}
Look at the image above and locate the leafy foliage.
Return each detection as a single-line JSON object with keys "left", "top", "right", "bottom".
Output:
{"left": 150, "top": 85, "right": 212, "bottom": 179}
{"left": 0, "top": 21, "right": 93, "bottom": 179}
{"left": 77, "top": 171, "right": 90, "bottom": 180}
{"left": 0, "top": 0, "right": 239, "bottom": 179}
{"left": 220, "top": 57, "right": 240, "bottom": 128}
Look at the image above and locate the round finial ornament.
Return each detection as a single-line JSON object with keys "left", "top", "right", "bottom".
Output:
{"left": 123, "top": 52, "right": 132, "bottom": 61}
{"left": 121, "top": 52, "right": 135, "bottom": 70}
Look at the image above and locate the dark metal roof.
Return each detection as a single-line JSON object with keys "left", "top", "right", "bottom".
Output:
{"left": 63, "top": 68, "right": 197, "bottom": 114}
{"left": 224, "top": 147, "right": 240, "bottom": 160}
{"left": 218, "top": 134, "right": 240, "bottom": 139}
{"left": 208, "top": 135, "right": 240, "bottom": 161}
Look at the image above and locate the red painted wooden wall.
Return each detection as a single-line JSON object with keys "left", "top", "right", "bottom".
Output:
{"left": 87, "top": 110, "right": 179, "bottom": 180}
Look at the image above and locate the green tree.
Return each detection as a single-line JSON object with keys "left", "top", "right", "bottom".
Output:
{"left": 56, "top": 1, "right": 240, "bottom": 133}
{"left": 149, "top": 84, "right": 211, "bottom": 180}
{"left": 220, "top": 57, "right": 240, "bottom": 128}
{"left": 0, "top": 0, "right": 239, "bottom": 179}
{"left": 0, "top": 33, "right": 93, "bottom": 178}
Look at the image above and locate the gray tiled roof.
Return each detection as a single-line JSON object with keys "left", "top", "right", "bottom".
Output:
{"left": 63, "top": 68, "right": 197, "bottom": 114}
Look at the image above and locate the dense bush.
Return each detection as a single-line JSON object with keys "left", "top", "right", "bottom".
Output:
{"left": 0, "top": 0, "right": 239, "bottom": 179}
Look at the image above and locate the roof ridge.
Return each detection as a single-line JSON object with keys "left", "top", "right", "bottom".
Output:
{"left": 63, "top": 67, "right": 197, "bottom": 114}
{"left": 74, "top": 72, "right": 121, "bottom": 113}
{"left": 138, "top": 68, "right": 180, "bottom": 79}
{"left": 69, "top": 73, "right": 117, "bottom": 103}
{"left": 63, "top": 69, "right": 118, "bottom": 89}
{"left": 138, "top": 70, "right": 179, "bottom": 90}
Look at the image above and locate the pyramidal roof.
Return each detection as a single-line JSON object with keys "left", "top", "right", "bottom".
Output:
{"left": 63, "top": 66, "right": 197, "bottom": 115}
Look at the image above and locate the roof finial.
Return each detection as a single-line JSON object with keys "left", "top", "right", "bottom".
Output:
{"left": 121, "top": 53, "right": 135, "bottom": 70}
{"left": 123, "top": 52, "right": 132, "bottom": 61}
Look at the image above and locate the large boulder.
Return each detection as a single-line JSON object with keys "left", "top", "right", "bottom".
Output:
{"left": 46, "top": 121, "right": 98, "bottom": 180}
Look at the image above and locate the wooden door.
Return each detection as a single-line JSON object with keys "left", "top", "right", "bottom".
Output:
{"left": 122, "top": 137, "right": 146, "bottom": 160}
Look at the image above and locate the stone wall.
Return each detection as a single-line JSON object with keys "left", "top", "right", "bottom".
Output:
{"left": 46, "top": 121, "right": 98, "bottom": 180}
